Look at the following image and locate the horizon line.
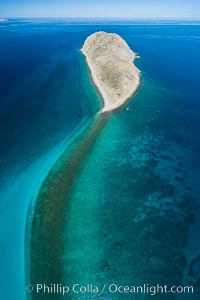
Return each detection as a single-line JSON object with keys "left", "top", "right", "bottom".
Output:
{"left": 2, "top": 16, "right": 200, "bottom": 20}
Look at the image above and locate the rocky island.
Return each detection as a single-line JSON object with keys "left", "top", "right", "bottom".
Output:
{"left": 81, "top": 31, "right": 141, "bottom": 112}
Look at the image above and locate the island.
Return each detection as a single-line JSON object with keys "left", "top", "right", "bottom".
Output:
{"left": 0, "top": 18, "right": 8, "bottom": 23}
{"left": 81, "top": 31, "right": 141, "bottom": 112}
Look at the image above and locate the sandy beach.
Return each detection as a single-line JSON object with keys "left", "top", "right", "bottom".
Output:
{"left": 81, "top": 31, "right": 141, "bottom": 112}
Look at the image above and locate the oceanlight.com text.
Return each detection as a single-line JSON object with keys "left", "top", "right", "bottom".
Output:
{"left": 25, "top": 283, "right": 194, "bottom": 296}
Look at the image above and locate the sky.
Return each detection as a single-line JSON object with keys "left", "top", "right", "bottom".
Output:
{"left": 0, "top": 0, "right": 200, "bottom": 19}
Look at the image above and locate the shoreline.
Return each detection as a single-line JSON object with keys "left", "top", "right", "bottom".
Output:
{"left": 81, "top": 47, "right": 112, "bottom": 112}
{"left": 81, "top": 32, "right": 141, "bottom": 113}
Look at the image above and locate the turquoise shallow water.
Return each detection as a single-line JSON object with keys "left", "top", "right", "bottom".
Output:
{"left": 62, "top": 23, "right": 200, "bottom": 299}
{"left": 0, "top": 19, "right": 100, "bottom": 300}
{"left": 0, "top": 19, "right": 200, "bottom": 300}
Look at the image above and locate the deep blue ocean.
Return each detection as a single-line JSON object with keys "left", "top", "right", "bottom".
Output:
{"left": 0, "top": 19, "right": 200, "bottom": 300}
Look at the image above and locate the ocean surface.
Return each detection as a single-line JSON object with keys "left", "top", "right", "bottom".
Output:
{"left": 0, "top": 19, "right": 200, "bottom": 300}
